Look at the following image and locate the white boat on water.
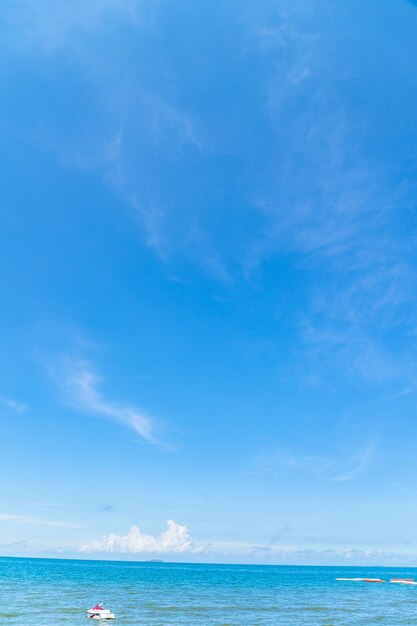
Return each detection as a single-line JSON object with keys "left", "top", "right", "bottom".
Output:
{"left": 87, "top": 603, "right": 116, "bottom": 620}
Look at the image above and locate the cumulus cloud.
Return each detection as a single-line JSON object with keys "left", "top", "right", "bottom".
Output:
{"left": 53, "top": 358, "right": 157, "bottom": 443}
{"left": 80, "top": 519, "right": 202, "bottom": 554}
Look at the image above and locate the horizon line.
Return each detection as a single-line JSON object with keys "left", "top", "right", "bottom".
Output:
{"left": 1, "top": 554, "right": 416, "bottom": 569}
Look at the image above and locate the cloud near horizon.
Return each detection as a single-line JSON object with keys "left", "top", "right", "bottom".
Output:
{"left": 0, "top": 513, "right": 81, "bottom": 528}
{"left": 80, "top": 519, "right": 203, "bottom": 554}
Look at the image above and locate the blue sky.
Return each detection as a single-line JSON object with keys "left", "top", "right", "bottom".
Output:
{"left": 1, "top": 0, "right": 417, "bottom": 564}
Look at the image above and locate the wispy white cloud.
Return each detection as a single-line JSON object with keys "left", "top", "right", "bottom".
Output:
{"left": 2, "top": 0, "right": 206, "bottom": 267}
{"left": 0, "top": 395, "right": 28, "bottom": 413}
{"left": 235, "top": 3, "right": 417, "bottom": 392}
{"left": 342, "top": 387, "right": 413, "bottom": 423}
{"left": 4, "top": 0, "right": 417, "bottom": 392}
{"left": 184, "top": 537, "right": 412, "bottom": 565}
{"left": 52, "top": 358, "right": 157, "bottom": 443}
{"left": 258, "top": 441, "right": 375, "bottom": 482}
{"left": 6, "top": 0, "right": 141, "bottom": 53}
{"left": 248, "top": 545, "right": 393, "bottom": 563}
{"left": 80, "top": 519, "right": 203, "bottom": 554}
{"left": 0, "top": 513, "right": 81, "bottom": 528}
{"left": 216, "top": 540, "right": 380, "bottom": 559}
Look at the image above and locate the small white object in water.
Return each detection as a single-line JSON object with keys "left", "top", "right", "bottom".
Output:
{"left": 390, "top": 578, "right": 417, "bottom": 585}
{"left": 335, "top": 578, "right": 385, "bottom": 583}
{"left": 87, "top": 603, "right": 116, "bottom": 620}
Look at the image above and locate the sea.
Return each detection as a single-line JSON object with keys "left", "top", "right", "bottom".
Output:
{"left": 1, "top": 557, "right": 417, "bottom": 625}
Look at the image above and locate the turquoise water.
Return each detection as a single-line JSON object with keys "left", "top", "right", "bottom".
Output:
{"left": 2, "top": 557, "right": 417, "bottom": 624}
